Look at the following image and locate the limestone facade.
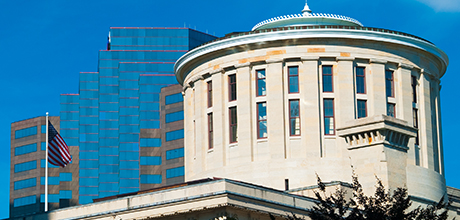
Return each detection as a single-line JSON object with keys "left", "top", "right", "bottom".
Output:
{"left": 174, "top": 17, "right": 448, "bottom": 204}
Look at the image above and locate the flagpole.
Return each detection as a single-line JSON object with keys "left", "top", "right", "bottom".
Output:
{"left": 45, "top": 112, "right": 49, "bottom": 212}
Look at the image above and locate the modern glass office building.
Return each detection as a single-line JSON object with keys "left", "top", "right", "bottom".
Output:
{"left": 60, "top": 28, "right": 215, "bottom": 204}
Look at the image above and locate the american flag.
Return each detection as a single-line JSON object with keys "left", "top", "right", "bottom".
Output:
{"left": 48, "top": 122, "right": 72, "bottom": 167}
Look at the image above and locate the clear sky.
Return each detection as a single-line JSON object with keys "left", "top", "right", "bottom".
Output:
{"left": 0, "top": 0, "right": 459, "bottom": 218}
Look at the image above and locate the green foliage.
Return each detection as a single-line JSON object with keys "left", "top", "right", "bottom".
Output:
{"left": 287, "top": 173, "right": 453, "bottom": 220}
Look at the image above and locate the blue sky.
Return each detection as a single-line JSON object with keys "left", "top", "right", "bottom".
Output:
{"left": 0, "top": 0, "right": 459, "bottom": 218}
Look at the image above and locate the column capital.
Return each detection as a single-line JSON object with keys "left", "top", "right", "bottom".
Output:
{"left": 190, "top": 75, "right": 204, "bottom": 85}
{"left": 265, "top": 58, "right": 283, "bottom": 64}
{"left": 301, "top": 56, "right": 319, "bottom": 61}
{"left": 370, "top": 59, "right": 387, "bottom": 64}
{"left": 235, "top": 62, "right": 250, "bottom": 68}
{"left": 183, "top": 83, "right": 191, "bottom": 92}
{"left": 336, "top": 56, "right": 355, "bottom": 61}
{"left": 210, "top": 68, "right": 223, "bottom": 75}
{"left": 399, "top": 63, "right": 415, "bottom": 70}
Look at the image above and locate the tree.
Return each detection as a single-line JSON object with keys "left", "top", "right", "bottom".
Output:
{"left": 288, "top": 173, "right": 453, "bottom": 220}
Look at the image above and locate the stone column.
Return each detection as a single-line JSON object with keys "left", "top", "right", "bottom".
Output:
{"left": 235, "top": 63, "right": 253, "bottom": 162}
{"left": 266, "top": 58, "right": 286, "bottom": 159}
{"left": 431, "top": 79, "right": 441, "bottom": 174}
{"left": 300, "top": 56, "right": 321, "bottom": 158}
{"left": 368, "top": 59, "right": 387, "bottom": 116}
{"left": 193, "top": 77, "right": 206, "bottom": 175}
{"left": 184, "top": 79, "right": 199, "bottom": 180}
{"left": 336, "top": 57, "right": 355, "bottom": 126}
{"left": 418, "top": 71, "right": 434, "bottom": 170}
{"left": 183, "top": 85, "right": 194, "bottom": 181}
{"left": 435, "top": 81, "right": 444, "bottom": 175}
{"left": 397, "top": 63, "right": 414, "bottom": 122}
{"left": 208, "top": 68, "right": 226, "bottom": 169}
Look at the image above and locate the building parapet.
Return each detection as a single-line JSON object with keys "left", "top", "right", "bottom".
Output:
{"left": 337, "top": 115, "right": 417, "bottom": 151}
{"left": 17, "top": 178, "right": 316, "bottom": 220}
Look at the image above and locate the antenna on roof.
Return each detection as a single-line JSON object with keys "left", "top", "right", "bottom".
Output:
{"left": 302, "top": 0, "right": 312, "bottom": 15}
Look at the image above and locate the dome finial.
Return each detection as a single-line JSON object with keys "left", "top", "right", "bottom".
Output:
{"left": 302, "top": 0, "right": 312, "bottom": 15}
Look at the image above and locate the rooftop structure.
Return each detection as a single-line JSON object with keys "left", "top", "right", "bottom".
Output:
{"left": 252, "top": 1, "right": 363, "bottom": 30}
{"left": 174, "top": 0, "right": 450, "bottom": 210}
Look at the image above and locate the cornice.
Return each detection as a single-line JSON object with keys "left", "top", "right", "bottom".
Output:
{"left": 175, "top": 28, "right": 448, "bottom": 84}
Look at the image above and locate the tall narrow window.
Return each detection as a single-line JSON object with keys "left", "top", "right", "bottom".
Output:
{"left": 385, "top": 70, "right": 394, "bottom": 97}
{"left": 413, "top": 108, "right": 419, "bottom": 146}
{"left": 288, "top": 66, "right": 299, "bottom": 93}
{"left": 229, "top": 74, "right": 237, "bottom": 101}
{"left": 415, "top": 146, "right": 421, "bottom": 166}
{"left": 256, "top": 69, "right": 266, "bottom": 96}
{"left": 411, "top": 75, "right": 417, "bottom": 103}
{"left": 322, "top": 66, "right": 333, "bottom": 92}
{"left": 387, "top": 103, "right": 396, "bottom": 117}
{"left": 356, "top": 67, "right": 366, "bottom": 94}
{"left": 357, "top": 100, "right": 367, "bottom": 118}
{"left": 413, "top": 108, "right": 420, "bottom": 166}
{"left": 229, "top": 107, "right": 238, "bottom": 143}
{"left": 289, "top": 100, "right": 301, "bottom": 136}
{"left": 208, "top": 113, "right": 213, "bottom": 149}
{"left": 207, "top": 81, "right": 212, "bottom": 108}
{"left": 257, "top": 102, "right": 267, "bottom": 139}
{"left": 324, "top": 99, "right": 335, "bottom": 135}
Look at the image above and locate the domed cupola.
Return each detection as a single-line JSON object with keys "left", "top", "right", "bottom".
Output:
{"left": 252, "top": 0, "right": 363, "bottom": 31}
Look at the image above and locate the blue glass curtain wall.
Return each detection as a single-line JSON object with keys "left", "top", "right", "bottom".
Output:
{"left": 59, "top": 28, "right": 215, "bottom": 204}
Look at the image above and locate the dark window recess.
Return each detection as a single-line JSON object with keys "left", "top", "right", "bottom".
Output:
{"left": 207, "top": 81, "right": 212, "bottom": 107}
{"left": 289, "top": 100, "right": 301, "bottom": 136}
{"left": 256, "top": 70, "right": 266, "bottom": 96}
{"left": 357, "top": 100, "right": 367, "bottom": 118}
{"left": 288, "top": 66, "right": 299, "bottom": 93}
{"left": 208, "top": 113, "right": 213, "bottom": 149}
{"left": 385, "top": 70, "right": 394, "bottom": 97}
{"left": 257, "top": 102, "right": 268, "bottom": 139}
{"left": 322, "top": 66, "right": 333, "bottom": 92}
{"left": 412, "top": 75, "right": 417, "bottom": 103}
{"left": 229, "top": 75, "right": 237, "bottom": 101}
{"left": 413, "top": 108, "right": 419, "bottom": 145}
{"left": 387, "top": 103, "right": 396, "bottom": 118}
{"left": 324, "top": 99, "right": 335, "bottom": 135}
{"left": 229, "top": 107, "right": 238, "bottom": 143}
{"left": 356, "top": 67, "right": 366, "bottom": 94}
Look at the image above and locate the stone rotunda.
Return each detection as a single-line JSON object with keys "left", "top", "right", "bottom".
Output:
{"left": 175, "top": 1, "right": 448, "bottom": 204}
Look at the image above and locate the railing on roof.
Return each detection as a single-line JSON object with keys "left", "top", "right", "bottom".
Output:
{"left": 251, "top": 13, "right": 363, "bottom": 31}
{"left": 192, "top": 25, "right": 433, "bottom": 50}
